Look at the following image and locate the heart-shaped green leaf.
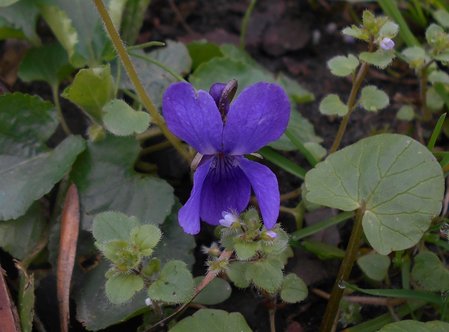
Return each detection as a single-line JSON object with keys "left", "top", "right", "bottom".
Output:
{"left": 169, "top": 309, "right": 252, "bottom": 332}
{"left": 193, "top": 277, "right": 232, "bottom": 305}
{"left": 0, "top": 203, "right": 45, "bottom": 259}
{"left": 18, "top": 43, "right": 74, "bottom": 88}
{"left": 359, "top": 85, "right": 389, "bottom": 112}
{"left": 305, "top": 134, "right": 444, "bottom": 255}
{"left": 92, "top": 211, "right": 140, "bottom": 244}
{"left": 357, "top": 253, "right": 390, "bottom": 281}
{"left": 327, "top": 54, "right": 359, "bottom": 77}
{"left": 71, "top": 135, "right": 174, "bottom": 231}
{"left": 319, "top": 94, "right": 348, "bottom": 116}
{"left": 62, "top": 65, "right": 114, "bottom": 122}
{"left": 0, "top": 135, "right": 85, "bottom": 220}
{"left": 105, "top": 274, "right": 144, "bottom": 304}
{"left": 412, "top": 251, "right": 449, "bottom": 292}
{"left": 280, "top": 273, "right": 308, "bottom": 303}
{"left": 103, "top": 99, "right": 150, "bottom": 136}
{"left": 359, "top": 50, "right": 395, "bottom": 69}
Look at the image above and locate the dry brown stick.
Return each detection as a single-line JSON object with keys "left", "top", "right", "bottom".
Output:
{"left": 0, "top": 266, "right": 21, "bottom": 332}
{"left": 312, "top": 288, "right": 405, "bottom": 306}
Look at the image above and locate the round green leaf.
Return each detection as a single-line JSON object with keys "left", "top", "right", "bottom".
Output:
{"left": 412, "top": 251, "right": 449, "bottom": 292}
{"left": 71, "top": 135, "right": 174, "bottom": 231}
{"left": 103, "top": 99, "right": 150, "bottom": 136}
{"left": 148, "top": 260, "right": 194, "bottom": 303}
{"left": 433, "top": 9, "right": 449, "bottom": 28}
{"left": 105, "top": 274, "right": 144, "bottom": 304}
{"left": 130, "top": 224, "right": 162, "bottom": 253}
{"left": 380, "top": 320, "right": 449, "bottom": 332}
{"left": 169, "top": 309, "right": 252, "bottom": 332}
{"left": 429, "top": 70, "right": 449, "bottom": 84}
{"left": 75, "top": 261, "right": 148, "bottom": 330}
{"left": 0, "top": 136, "right": 85, "bottom": 220}
{"left": 0, "top": 92, "right": 58, "bottom": 157}
{"left": 92, "top": 211, "right": 140, "bottom": 244}
{"left": 357, "top": 253, "right": 390, "bottom": 281}
{"left": 402, "top": 46, "right": 427, "bottom": 69}
{"left": 359, "top": 85, "right": 389, "bottom": 112}
{"left": 327, "top": 54, "right": 359, "bottom": 77}
{"left": 193, "top": 277, "right": 232, "bottom": 305}
{"left": 280, "top": 273, "right": 308, "bottom": 303}
{"left": 319, "top": 94, "right": 348, "bottom": 116}
{"left": 226, "top": 262, "right": 251, "bottom": 289}
{"left": 396, "top": 105, "right": 415, "bottom": 121}
{"left": 234, "top": 241, "right": 260, "bottom": 260}
{"left": 187, "top": 40, "right": 223, "bottom": 71}
{"left": 304, "top": 134, "right": 444, "bottom": 255}
{"left": 245, "top": 258, "right": 284, "bottom": 293}
{"left": 426, "top": 86, "right": 444, "bottom": 111}
{"left": 379, "top": 21, "right": 399, "bottom": 39}
{"left": 359, "top": 50, "right": 395, "bottom": 69}
{"left": 62, "top": 65, "right": 114, "bottom": 122}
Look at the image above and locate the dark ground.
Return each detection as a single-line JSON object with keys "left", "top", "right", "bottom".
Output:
{"left": 0, "top": 0, "right": 435, "bottom": 331}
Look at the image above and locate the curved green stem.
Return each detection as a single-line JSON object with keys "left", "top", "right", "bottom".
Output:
{"left": 51, "top": 84, "right": 71, "bottom": 135}
{"left": 320, "top": 204, "right": 365, "bottom": 332}
{"left": 239, "top": 0, "right": 257, "bottom": 49}
{"left": 329, "top": 62, "right": 369, "bottom": 154}
{"left": 129, "top": 51, "right": 186, "bottom": 82}
{"left": 93, "top": 0, "right": 191, "bottom": 163}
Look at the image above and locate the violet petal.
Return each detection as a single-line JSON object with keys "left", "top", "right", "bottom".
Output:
{"left": 223, "top": 82, "right": 290, "bottom": 154}
{"left": 209, "top": 82, "right": 226, "bottom": 106}
{"left": 200, "top": 156, "right": 251, "bottom": 225}
{"left": 239, "top": 158, "right": 280, "bottom": 229}
{"left": 162, "top": 82, "right": 223, "bottom": 154}
{"left": 178, "top": 158, "right": 213, "bottom": 234}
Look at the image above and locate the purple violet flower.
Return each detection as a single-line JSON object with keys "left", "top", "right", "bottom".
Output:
{"left": 162, "top": 81, "right": 290, "bottom": 234}
{"left": 380, "top": 37, "right": 395, "bottom": 50}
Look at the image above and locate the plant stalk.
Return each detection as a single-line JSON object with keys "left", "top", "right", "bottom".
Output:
{"left": 52, "top": 85, "right": 71, "bottom": 136}
{"left": 93, "top": 0, "right": 191, "bottom": 163}
{"left": 320, "top": 204, "right": 365, "bottom": 332}
{"left": 240, "top": 0, "right": 257, "bottom": 49}
{"left": 329, "top": 62, "right": 369, "bottom": 153}
{"left": 419, "top": 66, "right": 431, "bottom": 122}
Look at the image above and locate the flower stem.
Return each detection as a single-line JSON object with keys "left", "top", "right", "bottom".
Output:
{"left": 419, "top": 66, "right": 431, "bottom": 122}
{"left": 319, "top": 204, "right": 365, "bottom": 332}
{"left": 239, "top": 0, "right": 257, "bottom": 49}
{"left": 329, "top": 62, "right": 369, "bottom": 154}
{"left": 51, "top": 84, "right": 71, "bottom": 136}
{"left": 93, "top": 0, "right": 191, "bottom": 163}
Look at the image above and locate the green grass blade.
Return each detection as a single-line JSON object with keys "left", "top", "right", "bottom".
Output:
{"left": 290, "top": 211, "right": 353, "bottom": 241}
{"left": 285, "top": 129, "right": 319, "bottom": 166}
{"left": 259, "top": 147, "right": 306, "bottom": 180}
{"left": 377, "top": 0, "right": 420, "bottom": 47}
{"left": 344, "top": 282, "right": 443, "bottom": 305}
{"left": 428, "top": 112, "right": 447, "bottom": 150}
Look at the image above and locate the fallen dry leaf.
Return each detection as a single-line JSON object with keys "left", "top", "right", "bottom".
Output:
{"left": 57, "top": 184, "right": 80, "bottom": 332}
{"left": 0, "top": 266, "right": 21, "bottom": 332}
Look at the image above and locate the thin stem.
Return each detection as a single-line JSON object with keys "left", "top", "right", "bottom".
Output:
{"left": 319, "top": 204, "right": 365, "bottom": 332}
{"left": 419, "top": 65, "right": 431, "bottom": 122}
{"left": 329, "top": 62, "right": 369, "bottom": 153}
{"left": 129, "top": 51, "right": 187, "bottom": 82}
{"left": 147, "top": 250, "right": 233, "bottom": 331}
{"left": 140, "top": 141, "right": 171, "bottom": 155}
{"left": 93, "top": 0, "right": 191, "bottom": 163}
{"left": 126, "top": 41, "right": 165, "bottom": 51}
{"left": 239, "top": 0, "right": 257, "bottom": 49}
{"left": 269, "top": 301, "right": 276, "bottom": 332}
{"left": 280, "top": 188, "right": 301, "bottom": 201}
{"left": 52, "top": 85, "right": 71, "bottom": 135}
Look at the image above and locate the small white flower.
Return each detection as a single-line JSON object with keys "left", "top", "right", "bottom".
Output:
{"left": 266, "top": 230, "right": 278, "bottom": 239}
{"left": 145, "top": 297, "right": 152, "bottom": 306}
{"left": 219, "top": 211, "right": 238, "bottom": 227}
{"left": 380, "top": 37, "right": 395, "bottom": 50}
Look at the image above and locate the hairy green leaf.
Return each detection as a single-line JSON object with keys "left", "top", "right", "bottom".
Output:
{"left": 103, "top": 99, "right": 150, "bottom": 136}
{"left": 359, "top": 85, "right": 389, "bottom": 112}
{"left": 280, "top": 273, "right": 308, "bottom": 303}
{"left": 327, "top": 54, "right": 359, "bottom": 77}
{"left": 105, "top": 274, "right": 144, "bottom": 304}
{"left": 357, "top": 253, "right": 390, "bottom": 281}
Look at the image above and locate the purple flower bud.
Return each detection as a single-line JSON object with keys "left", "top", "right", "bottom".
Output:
{"left": 219, "top": 211, "right": 238, "bottom": 227}
{"left": 380, "top": 37, "right": 394, "bottom": 50}
{"left": 266, "top": 230, "right": 278, "bottom": 239}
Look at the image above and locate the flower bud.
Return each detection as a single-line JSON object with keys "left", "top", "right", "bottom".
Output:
{"left": 380, "top": 37, "right": 395, "bottom": 50}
